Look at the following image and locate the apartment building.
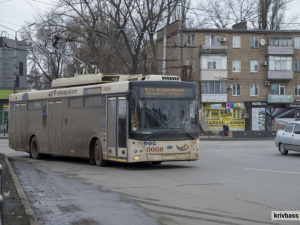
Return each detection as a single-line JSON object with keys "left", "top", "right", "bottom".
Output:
{"left": 156, "top": 20, "right": 300, "bottom": 133}
{"left": 0, "top": 35, "right": 28, "bottom": 130}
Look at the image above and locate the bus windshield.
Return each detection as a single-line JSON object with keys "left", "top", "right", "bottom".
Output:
{"left": 129, "top": 85, "right": 199, "bottom": 140}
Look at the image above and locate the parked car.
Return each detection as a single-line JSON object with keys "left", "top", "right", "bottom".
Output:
{"left": 275, "top": 121, "right": 300, "bottom": 155}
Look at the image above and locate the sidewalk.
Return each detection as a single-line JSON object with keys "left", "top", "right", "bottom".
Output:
{"left": 0, "top": 154, "right": 37, "bottom": 225}
{"left": 0, "top": 132, "right": 8, "bottom": 139}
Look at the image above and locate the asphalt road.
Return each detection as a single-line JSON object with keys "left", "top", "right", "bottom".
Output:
{"left": 1, "top": 139, "right": 300, "bottom": 225}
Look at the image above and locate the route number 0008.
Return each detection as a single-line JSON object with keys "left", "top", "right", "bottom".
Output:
{"left": 146, "top": 147, "right": 163, "bottom": 152}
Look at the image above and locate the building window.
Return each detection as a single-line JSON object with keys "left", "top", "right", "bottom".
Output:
{"left": 251, "top": 36, "right": 259, "bottom": 48}
{"left": 202, "top": 56, "right": 227, "bottom": 70}
{"left": 250, "top": 60, "right": 258, "bottom": 72}
{"left": 205, "top": 35, "right": 220, "bottom": 46}
{"left": 19, "top": 62, "right": 24, "bottom": 76}
{"left": 232, "top": 60, "right": 241, "bottom": 72}
{"left": 295, "top": 61, "right": 300, "bottom": 72}
{"left": 186, "top": 34, "right": 195, "bottom": 46}
{"left": 205, "top": 109, "right": 219, "bottom": 120}
{"left": 233, "top": 36, "right": 241, "bottom": 48}
{"left": 207, "top": 56, "right": 222, "bottom": 69}
{"left": 233, "top": 109, "right": 242, "bottom": 119}
{"left": 269, "top": 56, "right": 292, "bottom": 71}
{"left": 269, "top": 37, "right": 292, "bottom": 46}
{"left": 202, "top": 81, "right": 227, "bottom": 94}
{"left": 271, "top": 84, "right": 285, "bottom": 95}
{"left": 186, "top": 59, "right": 195, "bottom": 71}
{"left": 295, "top": 84, "right": 300, "bottom": 95}
{"left": 250, "top": 84, "right": 259, "bottom": 96}
{"left": 295, "top": 37, "right": 300, "bottom": 48}
{"left": 232, "top": 84, "right": 240, "bottom": 96}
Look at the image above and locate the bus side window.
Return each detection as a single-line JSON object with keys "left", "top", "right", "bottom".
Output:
{"left": 70, "top": 97, "right": 83, "bottom": 108}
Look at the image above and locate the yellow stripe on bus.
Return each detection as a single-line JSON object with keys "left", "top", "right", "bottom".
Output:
{"left": 108, "top": 158, "right": 127, "bottom": 162}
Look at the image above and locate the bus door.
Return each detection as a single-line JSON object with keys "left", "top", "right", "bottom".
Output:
{"left": 107, "top": 97, "right": 127, "bottom": 161}
{"left": 48, "top": 100, "right": 62, "bottom": 154}
{"left": 15, "top": 103, "right": 26, "bottom": 150}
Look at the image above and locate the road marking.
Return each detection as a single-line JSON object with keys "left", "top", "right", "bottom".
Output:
{"left": 244, "top": 168, "right": 300, "bottom": 175}
{"left": 235, "top": 153, "right": 261, "bottom": 158}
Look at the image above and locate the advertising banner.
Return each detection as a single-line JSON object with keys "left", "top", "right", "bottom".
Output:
{"left": 252, "top": 108, "right": 265, "bottom": 131}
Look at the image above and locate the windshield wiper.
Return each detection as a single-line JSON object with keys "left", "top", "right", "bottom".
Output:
{"left": 141, "top": 133, "right": 155, "bottom": 140}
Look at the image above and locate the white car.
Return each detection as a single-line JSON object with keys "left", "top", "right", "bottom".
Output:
{"left": 275, "top": 121, "right": 300, "bottom": 155}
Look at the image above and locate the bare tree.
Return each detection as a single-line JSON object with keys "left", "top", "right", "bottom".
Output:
{"left": 197, "top": 0, "right": 297, "bottom": 29}
{"left": 26, "top": 15, "right": 71, "bottom": 89}
{"left": 258, "top": 0, "right": 293, "bottom": 29}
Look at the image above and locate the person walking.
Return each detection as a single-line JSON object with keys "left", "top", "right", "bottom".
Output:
{"left": 223, "top": 122, "right": 229, "bottom": 136}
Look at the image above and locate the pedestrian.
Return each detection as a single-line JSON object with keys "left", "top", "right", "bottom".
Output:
{"left": 223, "top": 122, "right": 229, "bottom": 136}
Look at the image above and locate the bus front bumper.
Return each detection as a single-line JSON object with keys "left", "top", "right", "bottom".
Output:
{"left": 131, "top": 152, "right": 199, "bottom": 162}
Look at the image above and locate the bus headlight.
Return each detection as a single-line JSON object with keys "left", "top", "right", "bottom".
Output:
{"left": 134, "top": 156, "right": 140, "bottom": 160}
{"left": 139, "top": 150, "right": 143, "bottom": 153}
{"left": 134, "top": 149, "right": 138, "bottom": 153}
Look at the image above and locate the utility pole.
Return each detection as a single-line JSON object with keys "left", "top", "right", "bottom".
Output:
{"left": 162, "top": 27, "right": 167, "bottom": 75}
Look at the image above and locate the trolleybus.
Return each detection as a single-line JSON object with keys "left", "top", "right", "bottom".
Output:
{"left": 9, "top": 73, "right": 199, "bottom": 166}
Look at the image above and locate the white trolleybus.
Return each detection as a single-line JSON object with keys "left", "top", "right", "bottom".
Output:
{"left": 9, "top": 73, "right": 199, "bottom": 166}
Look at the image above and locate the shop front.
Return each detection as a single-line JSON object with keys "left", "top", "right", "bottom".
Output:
{"left": 245, "top": 101, "right": 267, "bottom": 131}
{"left": 202, "top": 95, "right": 245, "bottom": 133}
{"left": 245, "top": 95, "right": 295, "bottom": 131}
{"left": 266, "top": 95, "right": 294, "bottom": 131}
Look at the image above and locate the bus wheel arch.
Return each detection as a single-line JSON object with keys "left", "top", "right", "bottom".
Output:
{"left": 30, "top": 135, "right": 41, "bottom": 159}
{"left": 89, "top": 137, "right": 107, "bottom": 167}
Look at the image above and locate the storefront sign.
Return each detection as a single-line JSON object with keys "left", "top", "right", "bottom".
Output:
{"left": 268, "top": 95, "right": 293, "bottom": 103}
{"left": 286, "top": 103, "right": 300, "bottom": 108}
{"left": 252, "top": 102, "right": 267, "bottom": 106}
{"left": 211, "top": 104, "right": 222, "bottom": 109}
{"left": 202, "top": 94, "right": 227, "bottom": 102}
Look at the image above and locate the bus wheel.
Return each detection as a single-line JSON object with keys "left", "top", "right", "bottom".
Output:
{"left": 94, "top": 139, "right": 107, "bottom": 167}
{"left": 30, "top": 136, "right": 41, "bottom": 159}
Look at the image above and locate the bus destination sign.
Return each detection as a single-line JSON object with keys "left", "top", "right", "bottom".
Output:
{"left": 141, "top": 88, "right": 186, "bottom": 97}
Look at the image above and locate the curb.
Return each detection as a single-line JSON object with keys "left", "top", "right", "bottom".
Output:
{"left": 3, "top": 155, "right": 38, "bottom": 225}
{"left": 200, "top": 137, "right": 275, "bottom": 141}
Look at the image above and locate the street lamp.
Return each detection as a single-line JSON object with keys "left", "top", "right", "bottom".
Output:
{"left": 13, "top": 23, "right": 35, "bottom": 93}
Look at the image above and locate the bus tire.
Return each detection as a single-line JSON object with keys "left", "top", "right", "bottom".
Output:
{"left": 94, "top": 139, "right": 107, "bottom": 167}
{"left": 30, "top": 136, "right": 41, "bottom": 159}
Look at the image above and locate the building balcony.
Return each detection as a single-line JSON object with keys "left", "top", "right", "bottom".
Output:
{"left": 267, "top": 71, "right": 293, "bottom": 80}
{"left": 202, "top": 94, "right": 227, "bottom": 103}
{"left": 200, "top": 45, "right": 227, "bottom": 55}
{"left": 267, "top": 46, "right": 294, "bottom": 55}
{"left": 200, "top": 69, "right": 228, "bottom": 81}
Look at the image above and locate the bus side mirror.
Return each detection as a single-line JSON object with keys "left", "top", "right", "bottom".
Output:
{"left": 127, "top": 92, "right": 135, "bottom": 109}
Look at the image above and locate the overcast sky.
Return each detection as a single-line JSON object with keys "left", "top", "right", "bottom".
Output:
{"left": 0, "top": 0, "right": 51, "bottom": 38}
{"left": 1, "top": 0, "right": 300, "bottom": 39}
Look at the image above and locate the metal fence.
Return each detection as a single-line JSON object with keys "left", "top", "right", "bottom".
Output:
{"left": 218, "top": 131, "right": 277, "bottom": 138}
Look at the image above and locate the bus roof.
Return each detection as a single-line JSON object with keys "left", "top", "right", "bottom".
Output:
{"left": 51, "top": 73, "right": 181, "bottom": 88}
{"left": 9, "top": 74, "right": 183, "bottom": 102}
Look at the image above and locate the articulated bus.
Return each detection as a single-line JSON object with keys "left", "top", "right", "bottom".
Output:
{"left": 9, "top": 73, "right": 199, "bottom": 166}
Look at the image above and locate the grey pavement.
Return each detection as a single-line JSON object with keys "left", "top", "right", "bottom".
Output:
{"left": 0, "top": 153, "right": 37, "bottom": 225}
{"left": 0, "top": 132, "right": 275, "bottom": 225}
